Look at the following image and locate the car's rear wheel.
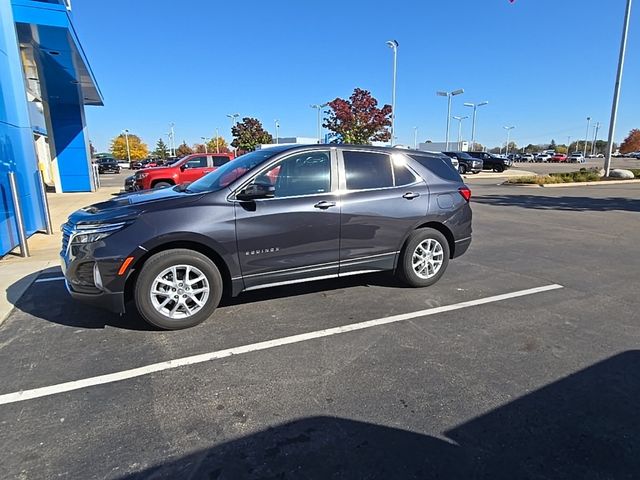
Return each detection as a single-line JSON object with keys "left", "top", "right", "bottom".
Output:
{"left": 397, "top": 228, "right": 450, "bottom": 287}
{"left": 134, "top": 249, "right": 223, "bottom": 330}
{"left": 493, "top": 164, "right": 505, "bottom": 173}
{"left": 459, "top": 164, "right": 467, "bottom": 174}
{"left": 153, "top": 181, "right": 172, "bottom": 189}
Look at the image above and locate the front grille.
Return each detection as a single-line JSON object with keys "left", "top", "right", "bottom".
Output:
{"left": 61, "top": 222, "right": 74, "bottom": 254}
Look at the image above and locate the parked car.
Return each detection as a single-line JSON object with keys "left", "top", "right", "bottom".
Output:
{"left": 569, "top": 152, "right": 586, "bottom": 163}
{"left": 535, "top": 153, "right": 552, "bottom": 163}
{"left": 442, "top": 151, "right": 483, "bottom": 174}
{"left": 124, "top": 175, "right": 135, "bottom": 192}
{"left": 96, "top": 158, "right": 121, "bottom": 174}
{"left": 587, "top": 153, "right": 604, "bottom": 158}
{"left": 132, "top": 153, "right": 234, "bottom": 190}
{"left": 550, "top": 153, "right": 568, "bottom": 162}
{"left": 61, "top": 145, "right": 472, "bottom": 329}
{"left": 466, "top": 152, "right": 512, "bottom": 172}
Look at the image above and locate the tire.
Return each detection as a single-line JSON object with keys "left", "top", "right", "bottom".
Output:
{"left": 493, "top": 164, "right": 505, "bottom": 173}
{"left": 459, "top": 164, "right": 467, "bottom": 175}
{"left": 134, "top": 249, "right": 223, "bottom": 330}
{"left": 397, "top": 228, "right": 450, "bottom": 288}
{"left": 153, "top": 181, "right": 172, "bottom": 189}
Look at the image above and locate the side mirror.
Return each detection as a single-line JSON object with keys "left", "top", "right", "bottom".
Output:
{"left": 236, "top": 182, "right": 275, "bottom": 201}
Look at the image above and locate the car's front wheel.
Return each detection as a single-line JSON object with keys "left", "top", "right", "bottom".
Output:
{"left": 493, "top": 164, "right": 505, "bottom": 173}
{"left": 397, "top": 228, "right": 450, "bottom": 288}
{"left": 134, "top": 249, "right": 223, "bottom": 330}
{"left": 153, "top": 181, "right": 172, "bottom": 189}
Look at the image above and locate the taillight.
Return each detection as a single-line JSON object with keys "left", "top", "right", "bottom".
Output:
{"left": 459, "top": 186, "right": 471, "bottom": 202}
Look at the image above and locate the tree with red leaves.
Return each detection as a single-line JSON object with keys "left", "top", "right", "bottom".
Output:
{"left": 619, "top": 128, "right": 640, "bottom": 154}
{"left": 323, "top": 88, "right": 392, "bottom": 144}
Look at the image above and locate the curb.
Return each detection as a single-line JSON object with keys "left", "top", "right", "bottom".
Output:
{"left": 502, "top": 179, "right": 640, "bottom": 188}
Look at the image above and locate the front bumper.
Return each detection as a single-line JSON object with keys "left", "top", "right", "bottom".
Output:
{"left": 66, "top": 280, "right": 126, "bottom": 314}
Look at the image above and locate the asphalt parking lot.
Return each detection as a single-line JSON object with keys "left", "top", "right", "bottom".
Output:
{"left": 1, "top": 181, "right": 639, "bottom": 479}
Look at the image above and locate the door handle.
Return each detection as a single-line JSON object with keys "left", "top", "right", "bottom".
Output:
{"left": 402, "top": 192, "right": 421, "bottom": 199}
{"left": 314, "top": 201, "right": 336, "bottom": 210}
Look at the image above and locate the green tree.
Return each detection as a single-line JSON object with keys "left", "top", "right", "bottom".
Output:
{"left": 620, "top": 129, "right": 640, "bottom": 154}
{"left": 524, "top": 144, "right": 541, "bottom": 153}
{"left": 176, "top": 141, "right": 193, "bottom": 157}
{"left": 207, "top": 136, "right": 230, "bottom": 153}
{"left": 231, "top": 118, "right": 273, "bottom": 152}
{"left": 549, "top": 139, "right": 557, "bottom": 149}
{"left": 323, "top": 88, "right": 391, "bottom": 144}
{"left": 154, "top": 138, "right": 169, "bottom": 159}
{"left": 110, "top": 133, "right": 148, "bottom": 160}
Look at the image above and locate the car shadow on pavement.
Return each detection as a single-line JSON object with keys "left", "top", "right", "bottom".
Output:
{"left": 474, "top": 194, "right": 640, "bottom": 212}
{"left": 6, "top": 266, "right": 154, "bottom": 331}
{"left": 119, "top": 350, "right": 640, "bottom": 479}
{"left": 5, "top": 270, "right": 405, "bottom": 331}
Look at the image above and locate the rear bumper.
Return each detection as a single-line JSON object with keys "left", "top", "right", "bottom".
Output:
{"left": 453, "top": 236, "right": 472, "bottom": 258}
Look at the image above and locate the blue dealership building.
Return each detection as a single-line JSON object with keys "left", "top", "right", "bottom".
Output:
{"left": 1, "top": 0, "right": 101, "bottom": 256}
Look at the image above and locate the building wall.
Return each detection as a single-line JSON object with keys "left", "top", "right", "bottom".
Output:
{"left": 0, "top": 0, "right": 46, "bottom": 256}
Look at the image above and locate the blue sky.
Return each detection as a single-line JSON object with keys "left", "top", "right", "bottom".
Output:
{"left": 73, "top": 0, "right": 639, "bottom": 152}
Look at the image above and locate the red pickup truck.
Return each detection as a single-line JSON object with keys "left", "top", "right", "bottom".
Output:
{"left": 133, "top": 153, "right": 234, "bottom": 190}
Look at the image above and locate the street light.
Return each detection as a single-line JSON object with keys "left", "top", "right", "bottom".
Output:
{"left": 452, "top": 116, "right": 468, "bottom": 151}
{"left": 310, "top": 103, "right": 328, "bottom": 144}
{"left": 215, "top": 127, "right": 220, "bottom": 153}
{"left": 583, "top": 117, "right": 591, "bottom": 157}
{"left": 503, "top": 126, "right": 515, "bottom": 155}
{"left": 169, "top": 122, "right": 175, "bottom": 157}
{"left": 436, "top": 89, "right": 464, "bottom": 150}
{"left": 605, "top": 0, "right": 633, "bottom": 176}
{"left": 226, "top": 113, "right": 239, "bottom": 131}
{"left": 413, "top": 126, "right": 418, "bottom": 150}
{"left": 591, "top": 122, "right": 600, "bottom": 156}
{"left": 274, "top": 120, "right": 280, "bottom": 144}
{"left": 123, "top": 129, "right": 131, "bottom": 163}
{"left": 201, "top": 137, "right": 209, "bottom": 154}
{"left": 386, "top": 40, "right": 399, "bottom": 146}
{"left": 464, "top": 101, "right": 488, "bottom": 152}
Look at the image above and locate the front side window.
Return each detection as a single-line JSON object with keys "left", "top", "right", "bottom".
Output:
{"left": 185, "top": 156, "right": 207, "bottom": 168}
{"left": 252, "top": 151, "right": 331, "bottom": 198}
{"left": 343, "top": 151, "right": 394, "bottom": 190}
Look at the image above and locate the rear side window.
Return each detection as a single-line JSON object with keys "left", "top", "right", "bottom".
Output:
{"left": 393, "top": 161, "right": 418, "bottom": 186}
{"left": 343, "top": 151, "right": 393, "bottom": 190}
{"left": 212, "top": 156, "right": 230, "bottom": 167}
{"left": 409, "top": 154, "right": 462, "bottom": 182}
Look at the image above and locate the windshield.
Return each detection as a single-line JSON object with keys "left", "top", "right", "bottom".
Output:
{"left": 187, "top": 149, "right": 282, "bottom": 193}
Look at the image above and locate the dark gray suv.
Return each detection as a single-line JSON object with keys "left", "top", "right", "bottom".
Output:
{"left": 61, "top": 145, "right": 472, "bottom": 329}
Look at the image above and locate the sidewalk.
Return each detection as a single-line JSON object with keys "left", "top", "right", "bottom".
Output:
{"left": 0, "top": 186, "right": 121, "bottom": 324}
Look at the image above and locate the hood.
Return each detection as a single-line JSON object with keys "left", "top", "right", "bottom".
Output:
{"left": 67, "top": 187, "right": 203, "bottom": 226}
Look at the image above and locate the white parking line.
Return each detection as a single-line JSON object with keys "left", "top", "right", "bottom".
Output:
{"left": 34, "top": 276, "right": 65, "bottom": 283}
{"left": 0, "top": 283, "right": 563, "bottom": 406}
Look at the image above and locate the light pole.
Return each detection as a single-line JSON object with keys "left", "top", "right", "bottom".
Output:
{"left": 226, "top": 113, "right": 239, "bottom": 132}
{"left": 215, "top": 127, "right": 220, "bottom": 153}
{"left": 437, "top": 89, "right": 464, "bottom": 150}
{"left": 605, "top": 0, "right": 633, "bottom": 176}
{"left": 567, "top": 136, "right": 572, "bottom": 154}
{"left": 452, "top": 116, "right": 468, "bottom": 151}
{"left": 413, "top": 127, "right": 418, "bottom": 150}
{"left": 169, "top": 123, "right": 175, "bottom": 157}
{"left": 386, "top": 40, "right": 399, "bottom": 146}
{"left": 504, "top": 126, "right": 515, "bottom": 155}
{"left": 274, "top": 120, "right": 280, "bottom": 144}
{"left": 123, "top": 129, "right": 131, "bottom": 163}
{"left": 310, "top": 103, "right": 328, "bottom": 144}
{"left": 201, "top": 137, "right": 209, "bottom": 154}
{"left": 591, "top": 122, "right": 600, "bottom": 156}
{"left": 464, "top": 101, "right": 487, "bottom": 151}
{"left": 583, "top": 117, "right": 591, "bottom": 157}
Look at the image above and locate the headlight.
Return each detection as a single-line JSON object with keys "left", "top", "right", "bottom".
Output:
{"left": 71, "top": 222, "right": 127, "bottom": 245}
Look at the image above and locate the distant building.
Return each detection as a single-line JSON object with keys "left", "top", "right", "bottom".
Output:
{"left": 1, "top": 0, "right": 102, "bottom": 255}
{"left": 418, "top": 141, "right": 470, "bottom": 152}
{"left": 258, "top": 137, "right": 319, "bottom": 149}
